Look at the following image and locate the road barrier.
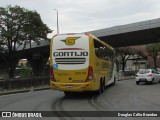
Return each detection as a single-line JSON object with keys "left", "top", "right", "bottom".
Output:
{"left": 0, "top": 76, "right": 50, "bottom": 90}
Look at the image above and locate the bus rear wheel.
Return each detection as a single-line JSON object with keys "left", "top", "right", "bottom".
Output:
{"left": 64, "top": 91, "right": 71, "bottom": 96}
{"left": 101, "top": 81, "right": 105, "bottom": 93}
{"left": 96, "top": 80, "right": 104, "bottom": 94}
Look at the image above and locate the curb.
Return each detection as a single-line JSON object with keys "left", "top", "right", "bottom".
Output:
{"left": 117, "top": 77, "right": 135, "bottom": 81}
{"left": 0, "top": 86, "right": 50, "bottom": 96}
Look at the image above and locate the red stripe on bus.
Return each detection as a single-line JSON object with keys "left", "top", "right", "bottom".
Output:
{"left": 57, "top": 48, "right": 85, "bottom": 50}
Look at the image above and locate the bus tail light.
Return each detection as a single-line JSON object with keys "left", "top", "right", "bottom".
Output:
{"left": 50, "top": 66, "right": 56, "bottom": 82}
{"left": 85, "top": 66, "right": 93, "bottom": 82}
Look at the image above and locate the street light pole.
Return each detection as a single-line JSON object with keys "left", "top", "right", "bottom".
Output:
{"left": 54, "top": 9, "right": 59, "bottom": 34}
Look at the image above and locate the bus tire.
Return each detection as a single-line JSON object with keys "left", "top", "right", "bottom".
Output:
{"left": 96, "top": 79, "right": 103, "bottom": 94}
{"left": 64, "top": 91, "right": 71, "bottom": 96}
{"left": 101, "top": 80, "right": 105, "bottom": 93}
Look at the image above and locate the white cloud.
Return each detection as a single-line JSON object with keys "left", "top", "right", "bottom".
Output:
{"left": 1, "top": 0, "right": 160, "bottom": 37}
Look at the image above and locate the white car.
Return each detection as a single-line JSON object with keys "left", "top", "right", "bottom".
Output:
{"left": 136, "top": 69, "right": 160, "bottom": 85}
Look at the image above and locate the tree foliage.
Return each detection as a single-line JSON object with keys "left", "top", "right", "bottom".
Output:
{"left": 115, "top": 46, "right": 146, "bottom": 72}
{"left": 130, "top": 46, "right": 146, "bottom": 71}
{"left": 146, "top": 43, "right": 160, "bottom": 68}
{"left": 115, "top": 47, "right": 135, "bottom": 72}
{"left": 0, "top": 5, "right": 52, "bottom": 78}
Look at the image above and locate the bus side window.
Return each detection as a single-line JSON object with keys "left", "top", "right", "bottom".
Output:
{"left": 94, "top": 39, "right": 114, "bottom": 61}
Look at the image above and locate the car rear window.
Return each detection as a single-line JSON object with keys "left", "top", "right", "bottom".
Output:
{"left": 138, "top": 69, "right": 150, "bottom": 74}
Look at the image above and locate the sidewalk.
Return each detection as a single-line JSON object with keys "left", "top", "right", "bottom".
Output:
{"left": 117, "top": 76, "right": 135, "bottom": 81}
{"left": 0, "top": 85, "right": 50, "bottom": 96}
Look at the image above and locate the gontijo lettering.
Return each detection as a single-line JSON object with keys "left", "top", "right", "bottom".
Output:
{"left": 53, "top": 51, "right": 88, "bottom": 57}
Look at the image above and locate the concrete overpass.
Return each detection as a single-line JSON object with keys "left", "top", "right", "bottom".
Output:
{"left": 2, "top": 18, "right": 160, "bottom": 76}
{"left": 18, "top": 17, "right": 160, "bottom": 54}
{"left": 88, "top": 18, "right": 160, "bottom": 47}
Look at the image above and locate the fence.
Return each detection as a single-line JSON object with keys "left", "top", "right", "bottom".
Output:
{"left": 117, "top": 71, "right": 137, "bottom": 77}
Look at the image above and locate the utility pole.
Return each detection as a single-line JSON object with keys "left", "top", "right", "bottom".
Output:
{"left": 54, "top": 9, "right": 59, "bottom": 34}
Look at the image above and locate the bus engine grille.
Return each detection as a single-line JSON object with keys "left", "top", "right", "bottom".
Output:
{"left": 55, "top": 58, "right": 86, "bottom": 64}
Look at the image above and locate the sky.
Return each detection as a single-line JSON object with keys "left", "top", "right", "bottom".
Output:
{"left": 1, "top": 0, "right": 160, "bottom": 38}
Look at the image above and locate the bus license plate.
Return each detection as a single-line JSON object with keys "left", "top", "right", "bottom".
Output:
{"left": 67, "top": 85, "right": 73, "bottom": 88}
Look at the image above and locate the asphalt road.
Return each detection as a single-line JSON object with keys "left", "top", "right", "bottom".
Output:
{"left": 0, "top": 79, "right": 160, "bottom": 120}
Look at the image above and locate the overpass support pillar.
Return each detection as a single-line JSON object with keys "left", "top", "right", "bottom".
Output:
{"left": 27, "top": 53, "right": 49, "bottom": 76}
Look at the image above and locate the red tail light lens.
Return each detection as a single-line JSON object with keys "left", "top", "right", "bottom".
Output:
{"left": 85, "top": 66, "right": 93, "bottom": 82}
{"left": 50, "top": 66, "right": 56, "bottom": 82}
{"left": 67, "top": 33, "right": 75, "bottom": 35}
{"left": 85, "top": 33, "right": 90, "bottom": 36}
{"left": 53, "top": 34, "right": 57, "bottom": 37}
{"left": 148, "top": 74, "right": 153, "bottom": 77}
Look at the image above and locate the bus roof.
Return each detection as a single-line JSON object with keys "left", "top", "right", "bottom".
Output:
{"left": 52, "top": 33, "right": 114, "bottom": 51}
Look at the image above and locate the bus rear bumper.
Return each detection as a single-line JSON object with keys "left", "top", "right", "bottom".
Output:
{"left": 50, "top": 80, "right": 98, "bottom": 92}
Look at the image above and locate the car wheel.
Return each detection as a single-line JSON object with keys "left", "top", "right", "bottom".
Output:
{"left": 136, "top": 81, "right": 139, "bottom": 85}
{"left": 112, "top": 76, "right": 116, "bottom": 85}
{"left": 151, "top": 78, "right": 154, "bottom": 84}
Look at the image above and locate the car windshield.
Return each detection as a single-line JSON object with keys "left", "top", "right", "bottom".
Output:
{"left": 138, "top": 69, "right": 150, "bottom": 74}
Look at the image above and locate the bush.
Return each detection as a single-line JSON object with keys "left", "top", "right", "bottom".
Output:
{"left": 20, "top": 67, "right": 32, "bottom": 78}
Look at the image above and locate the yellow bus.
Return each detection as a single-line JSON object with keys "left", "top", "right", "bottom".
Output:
{"left": 50, "top": 33, "right": 117, "bottom": 95}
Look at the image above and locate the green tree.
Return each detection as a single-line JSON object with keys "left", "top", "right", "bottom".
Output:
{"left": 115, "top": 47, "right": 135, "bottom": 73}
{"left": 20, "top": 66, "right": 32, "bottom": 78}
{"left": 0, "top": 5, "right": 52, "bottom": 78}
{"left": 0, "top": 32, "right": 8, "bottom": 68}
{"left": 130, "top": 46, "right": 146, "bottom": 71}
{"left": 0, "top": 32, "right": 6, "bottom": 52}
{"left": 146, "top": 43, "right": 160, "bottom": 68}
